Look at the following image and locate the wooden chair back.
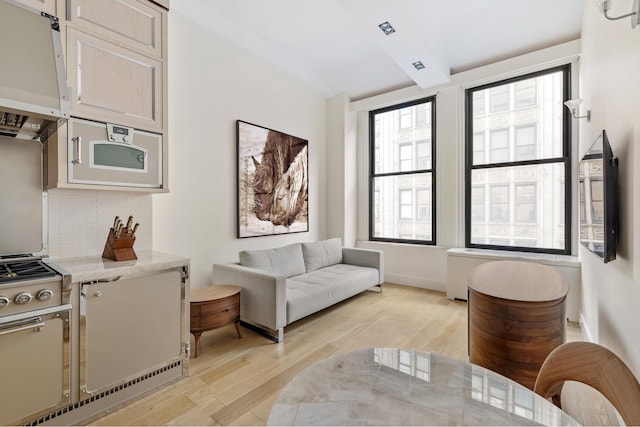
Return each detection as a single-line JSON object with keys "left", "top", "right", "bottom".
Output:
{"left": 534, "top": 341, "right": 640, "bottom": 426}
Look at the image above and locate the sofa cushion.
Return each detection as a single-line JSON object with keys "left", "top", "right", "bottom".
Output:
{"left": 239, "top": 243, "right": 306, "bottom": 278}
{"left": 285, "top": 264, "right": 378, "bottom": 323}
{"left": 301, "top": 238, "right": 343, "bottom": 272}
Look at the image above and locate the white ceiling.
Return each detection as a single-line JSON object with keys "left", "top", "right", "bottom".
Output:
{"left": 172, "top": 0, "right": 584, "bottom": 101}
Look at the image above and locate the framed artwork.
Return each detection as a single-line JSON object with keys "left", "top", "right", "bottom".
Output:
{"left": 237, "top": 120, "right": 309, "bottom": 238}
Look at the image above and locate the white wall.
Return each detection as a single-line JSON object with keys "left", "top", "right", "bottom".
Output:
{"left": 349, "top": 41, "right": 581, "bottom": 291}
{"left": 151, "top": 6, "right": 328, "bottom": 289}
{"left": 577, "top": 0, "right": 640, "bottom": 377}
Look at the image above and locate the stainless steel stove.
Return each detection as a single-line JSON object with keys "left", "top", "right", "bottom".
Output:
{"left": 0, "top": 257, "right": 67, "bottom": 316}
{"left": 0, "top": 136, "right": 72, "bottom": 425}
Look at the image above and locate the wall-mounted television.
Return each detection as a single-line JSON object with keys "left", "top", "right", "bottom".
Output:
{"left": 578, "top": 130, "right": 619, "bottom": 263}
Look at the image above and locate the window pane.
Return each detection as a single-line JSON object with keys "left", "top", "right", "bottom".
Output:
{"left": 470, "top": 163, "right": 565, "bottom": 250}
{"left": 371, "top": 97, "right": 435, "bottom": 244}
{"left": 473, "top": 133, "right": 485, "bottom": 165}
{"left": 515, "top": 184, "right": 536, "bottom": 223}
{"left": 399, "top": 107, "right": 412, "bottom": 129}
{"left": 490, "top": 129, "right": 509, "bottom": 163}
{"left": 515, "top": 79, "right": 536, "bottom": 108}
{"left": 515, "top": 126, "right": 536, "bottom": 161}
{"left": 471, "top": 186, "right": 485, "bottom": 221}
{"left": 490, "top": 86, "right": 509, "bottom": 112}
{"left": 373, "top": 173, "right": 432, "bottom": 241}
{"left": 471, "top": 71, "right": 565, "bottom": 161}
{"left": 373, "top": 99, "right": 434, "bottom": 175}
{"left": 473, "top": 91, "right": 485, "bottom": 116}
{"left": 416, "top": 140, "right": 431, "bottom": 169}
{"left": 399, "top": 144, "right": 413, "bottom": 171}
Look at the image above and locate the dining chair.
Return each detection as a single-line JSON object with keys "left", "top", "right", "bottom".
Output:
{"left": 534, "top": 341, "right": 640, "bottom": 426}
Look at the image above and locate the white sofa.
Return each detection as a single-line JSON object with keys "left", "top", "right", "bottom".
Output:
{"left": 212, "top": 238, "right": 384, "bottom": 342}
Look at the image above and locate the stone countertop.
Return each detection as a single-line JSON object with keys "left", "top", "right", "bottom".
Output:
{"left": 49, "top": 250, "right": 190, "bottom": 283}
{"left": 268, "top": 348, "right": 579, "bottom": 426}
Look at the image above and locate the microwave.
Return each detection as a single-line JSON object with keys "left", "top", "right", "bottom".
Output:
{"left": 67, "top": 118, "right": 162, "bottom": 188}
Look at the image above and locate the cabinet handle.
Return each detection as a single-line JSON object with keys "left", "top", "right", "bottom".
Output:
{"left": 71, "top": 136, "right": 82, "bottom": 164}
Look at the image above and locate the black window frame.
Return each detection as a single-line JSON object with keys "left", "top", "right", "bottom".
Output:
{"left": 369, "top": 96, "right": 436, "bottom": 245}
{"left": 464, "top": 64, "right": 571, "bottom": 255}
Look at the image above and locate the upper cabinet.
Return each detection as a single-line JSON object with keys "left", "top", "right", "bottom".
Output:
{"left": 10, "top": 0, "right": 56, "bottom": 16}
{"left": 68, "top": 0, "right": 163, "bottom": 59}
{"left": 67, "top": 28, "right": 163, "bottom": 132}
{"left": 66, "top": 0, "right": 167, "bottom": 133}
{"left": 45, "top": 0, "right": 169, "bottom": 192}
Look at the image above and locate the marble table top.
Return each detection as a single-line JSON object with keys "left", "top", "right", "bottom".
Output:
{"left": 50, "top": 250, "right": 190, "bottom": 283}
{"left": 268, "top": 348, "right": 579, "bottom": 426}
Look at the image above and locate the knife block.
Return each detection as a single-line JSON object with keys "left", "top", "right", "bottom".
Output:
{"left": 102, "top": 228, "right": 137, "bottom": 261}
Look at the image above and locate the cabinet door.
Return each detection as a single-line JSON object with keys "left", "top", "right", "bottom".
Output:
{"left": 80, "top": 270, "right": 182, "bottom": 396}
{"left": 67, "top": 28, "right": 163, "bottom": 132}
{"left": 68, "top": 0, "right": 164, "bottom": 59}
{"left": 10, "top": 0, "right": 56, "bottom": 16}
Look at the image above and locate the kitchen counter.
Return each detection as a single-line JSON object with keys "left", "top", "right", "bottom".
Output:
{"left": 50, "top": 250, "right": 190, "bottom": 283}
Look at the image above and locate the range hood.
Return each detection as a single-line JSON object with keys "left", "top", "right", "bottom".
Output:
{"left": 0, "top": 0, "right": 69, "bottom": 140}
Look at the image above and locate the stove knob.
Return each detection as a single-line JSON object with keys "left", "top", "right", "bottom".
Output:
{"left": 0, "top": 296, "right": 9, "bottom": 309}
{"left": 37, "top": 289, "right": 54, "bottom": 301}
{"left": 15, "top": 292, "right": 33, "bottom": 305}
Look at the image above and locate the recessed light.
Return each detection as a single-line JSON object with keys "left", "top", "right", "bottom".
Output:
{"left": 412, "top": 61, "right": 426, "bottom": 70}
{"left": 378, "top": 21, "right": 395, "bottom": 35}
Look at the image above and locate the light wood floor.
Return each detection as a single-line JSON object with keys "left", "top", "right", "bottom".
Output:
{"left": 89, "top": 283, "right": 606, "bottom": 426}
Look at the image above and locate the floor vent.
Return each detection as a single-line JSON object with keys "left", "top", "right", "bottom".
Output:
{"left": 25, "top": 360, "right": 182, "bottom": 426}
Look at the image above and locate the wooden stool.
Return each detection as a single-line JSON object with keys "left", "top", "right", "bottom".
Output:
{"left": 190, "top": 285, "right": 242, "bottom": 357}
{"left": 467, "top": 260, "right": 569, "bottom": 389}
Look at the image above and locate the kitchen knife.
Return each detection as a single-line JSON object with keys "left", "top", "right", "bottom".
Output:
{"left": 112, "top": 216, "right": 120, "bottom": 230}
{"left": 132, "top": 223, "right": 139, "bottom": 235}
{"left": 125, "top": 216, "right": 133, "bottom": 232}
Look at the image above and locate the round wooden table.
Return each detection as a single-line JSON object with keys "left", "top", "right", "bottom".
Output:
{"left": 190, "top": 285, "right": 242, "bottom": 357}
{"left": 467, "top": 260, "right": 569, "bottom": 389}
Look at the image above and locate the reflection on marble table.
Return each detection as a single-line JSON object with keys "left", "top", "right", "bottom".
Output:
{"left": 267, "top": 348, "right": 579, "bottom": 426}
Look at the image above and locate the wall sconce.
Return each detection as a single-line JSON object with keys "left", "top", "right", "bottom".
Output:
{"left": 564, "top": 98, "right": 591, "bottom": 122}
{"left": 593, "top": 0, "right": 640, "bottom": 28}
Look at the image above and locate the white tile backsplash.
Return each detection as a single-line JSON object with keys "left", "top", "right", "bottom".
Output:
{"left": 47, "top": 189, "right": 152, "bottom": 259}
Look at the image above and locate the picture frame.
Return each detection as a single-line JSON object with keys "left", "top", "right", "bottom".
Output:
{"left": 237, "top": 120, "right": 309, "bottom": 238}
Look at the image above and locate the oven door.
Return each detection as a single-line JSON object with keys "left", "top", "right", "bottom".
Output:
{"left": 67, "top": 118, "right": 162, "bottom": 188}
{"left": 0, "top": 306, "right": 71, "bottom": 425}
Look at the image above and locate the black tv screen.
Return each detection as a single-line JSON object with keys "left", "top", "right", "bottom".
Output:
{"left": 578, "top": 130, "right": 618, "bottom": 263}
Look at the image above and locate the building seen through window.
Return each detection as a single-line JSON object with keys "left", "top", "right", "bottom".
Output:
{"left": 370, "top": 97, "right": 435, "bottom": 244}
{"left": 465, "top": 66, "right": 570, "bottom": 253}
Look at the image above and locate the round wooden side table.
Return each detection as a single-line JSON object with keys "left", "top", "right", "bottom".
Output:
{"left": 467, "top": 260, "right": 569, "bottom": 389}
{"left": 190, "top": 285, "right": 242, "bottom": 357}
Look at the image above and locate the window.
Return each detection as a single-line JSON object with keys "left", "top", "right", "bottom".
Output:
{"left": 490, "top": 129, "right": 509, "bottom": 163}
{"left": 370, "top": 97, "right": 436, "bottom": 244}
{"left": 399, "top": 189, "right": 413, "bottom": 219}
{"left": 399, "top": 107, "right": 413, "bottom": 129}
{"left": 515, "top": 184, "right": 536, "bottom": 223}
{"left": 515, "top": 125, "right": 536, "bottom": 161}
{"left": 515, "top": 79, "right": 536, "bottom": 108}
{"left": 465, "top": 65, "right": 570, "bottom": 254}
{"left": 490, "top": 86, "right": 509, "bottom": 112}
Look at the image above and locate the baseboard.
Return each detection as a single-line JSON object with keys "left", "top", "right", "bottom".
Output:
{"left": 384, "top": 274, "right": 446, "bottom": 292}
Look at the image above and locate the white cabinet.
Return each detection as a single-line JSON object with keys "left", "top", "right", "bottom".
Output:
{"left": 67, "top": 28, "right": 163, "bottom": 132}
{"left": 10, "top": 0, "right": 56, "bottom": 15}
{"left": 79, "top": 270, "right": 183, "bottom": 397}
{"left": 45, "top": 0, "right": 169, "bottom": 192}
{"left": 68, "top": 0, "right": 164, "bottom": 59}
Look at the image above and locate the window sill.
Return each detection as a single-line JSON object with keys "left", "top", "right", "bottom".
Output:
{"left": 446, "top": 247, "right": 580, "bottom": 268}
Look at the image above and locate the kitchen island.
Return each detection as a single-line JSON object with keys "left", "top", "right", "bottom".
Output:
{"left": 42, "top": 250, "right": 190, "bottom": 426}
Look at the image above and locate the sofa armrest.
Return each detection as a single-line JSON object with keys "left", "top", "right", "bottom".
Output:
{"left": 212, "top": 263, "right": 287, "bottom": 331}
{"left": 342, "top": 248, "right": 384, "bottom": 285}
